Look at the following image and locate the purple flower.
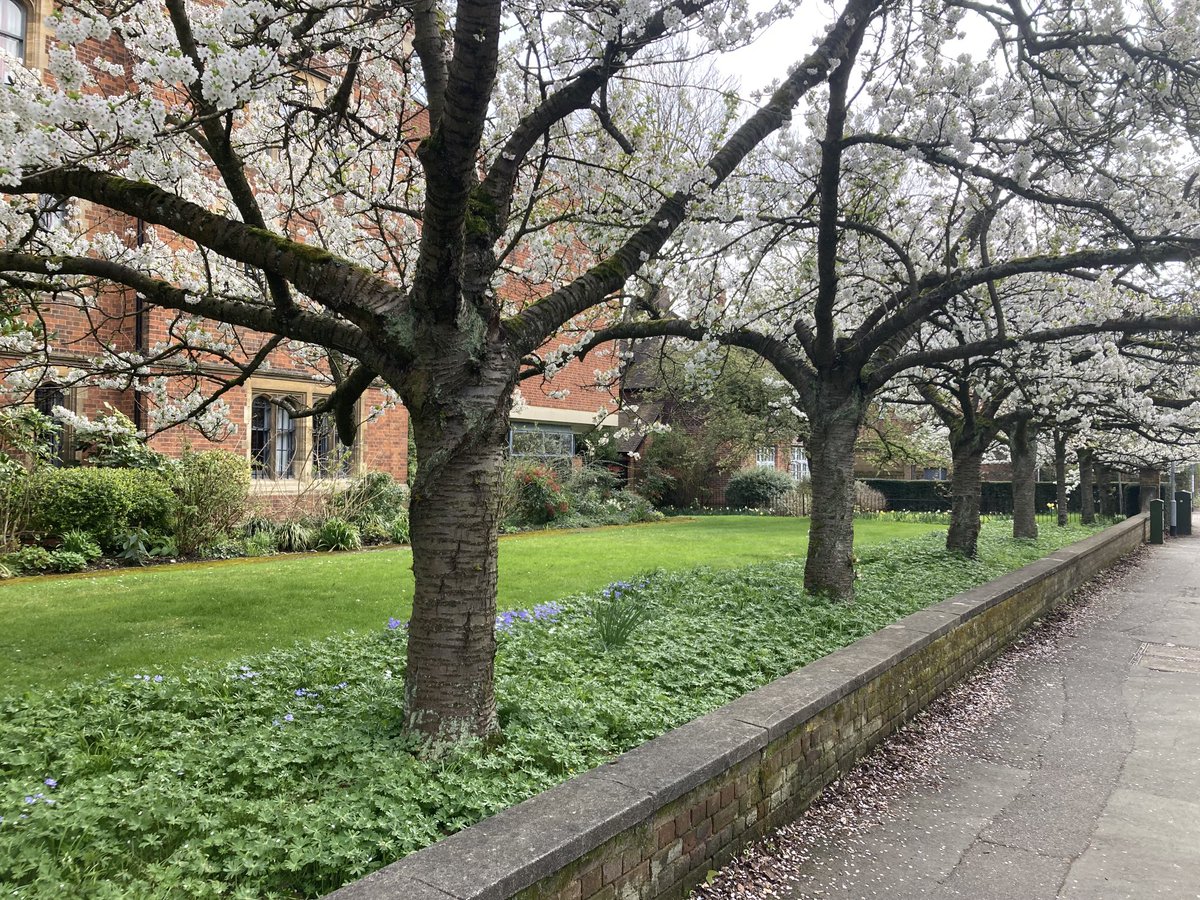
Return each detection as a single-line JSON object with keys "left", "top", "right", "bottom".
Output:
{"left": 387, "top": 617, "right": 402, "bottom": 630}
{"left": 153, "top": 675, "right": 163, "bottom": 683}
{"left": 24, "top": 796, "right": 36, "bottom": 805}
{"left": 43, "top": 778, "right": 57, "bottom": 789}
{"left": 284, "top": 713, "right": 294, "bottom": 722}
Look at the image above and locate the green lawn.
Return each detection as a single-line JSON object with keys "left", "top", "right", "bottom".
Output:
{"left": 0, "top": 517, "right": 942, "bottom": 693}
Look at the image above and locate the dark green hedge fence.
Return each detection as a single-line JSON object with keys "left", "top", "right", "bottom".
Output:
{"left": 862, "top": 479, "right": 1070, "bottom": 513}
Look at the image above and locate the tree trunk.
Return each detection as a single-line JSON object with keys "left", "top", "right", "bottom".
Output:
{"left": 947, "top": 438, "right": 985, "bottom": 556}
{"left": 403, "top": 368, "right": 513, "bottom": 742}
{"left": 1011, "top": 417, "right": 1038, "bottom": 539}
{"left": 1079, "top": 448, "right": 1095, "bottom": 524}
{"left": 1139, "top": 468, "right": 1159, "bottom": 512}
{"left": 803, "top": 382, "right": 867, "bottom": 599}
{"left": 1096, "top": 465, "right": 1110, "bottom": 518}
{"left": 1054, "top": 431, "right": 1069, "bottom": 527}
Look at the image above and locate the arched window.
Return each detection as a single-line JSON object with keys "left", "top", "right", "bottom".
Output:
{"left": 0, "top": 0, "right": 25, "bottom": 64}
{"left": 249, "top": 395, "right": 297, "bottom": 479}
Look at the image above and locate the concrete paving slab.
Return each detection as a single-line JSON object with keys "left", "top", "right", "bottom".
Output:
{"left": 757, "top": 534, "right": 1200, "bottom": 900}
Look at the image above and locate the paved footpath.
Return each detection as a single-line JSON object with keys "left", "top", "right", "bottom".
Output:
{"left": 773, "top": 535, "right": 1200, "bottom": 900}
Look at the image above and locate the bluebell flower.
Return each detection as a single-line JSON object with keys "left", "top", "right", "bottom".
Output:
{"left": 44, "top": 778, "right": 57, "bottom": 789}
{"left": 284, "top": 713, "right": 294, "bottom": 722}
{"left": 153, "top": 675, "right": 163, "bottom": 683}
{"left": 387, "top": 617, "right": 402, "bottom": 630}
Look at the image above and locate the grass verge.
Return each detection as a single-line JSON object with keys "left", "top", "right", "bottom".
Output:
{"left": 0, "top": 523, "right": 1099, "bottom": 898}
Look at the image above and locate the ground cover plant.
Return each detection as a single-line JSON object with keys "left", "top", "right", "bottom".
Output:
{"left": 0, "top": 517, "right": 943, "bottom": 693}
{"left": 0, "top": 523, "right": 1098, "bottom": 897}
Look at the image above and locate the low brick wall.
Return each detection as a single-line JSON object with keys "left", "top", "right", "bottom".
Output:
{"left": 328, "top": 516, "right": 1149, "bottom": 900}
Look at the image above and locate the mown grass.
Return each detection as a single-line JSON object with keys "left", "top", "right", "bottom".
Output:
{"left": 0, "top": 522, "right": 1102, "bottom": 898}
{"left": 0, "top": 516, "right": 944, "bottom": 693}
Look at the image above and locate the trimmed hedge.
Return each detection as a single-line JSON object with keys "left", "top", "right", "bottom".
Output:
{"left": 863, "top": 478, "right": 1068, "bottom": 513}
{"left": 32, "top": 467, "right": 173, "bottom": 543}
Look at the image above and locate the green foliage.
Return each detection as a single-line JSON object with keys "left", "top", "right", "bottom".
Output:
{"left": 589, "top": 580, "right": 651, "bottom": 650}
{"left": 169, "top": 450, "right": 252, "bottom": 556}
{"left": 243, "top": 531, "right": 278, "bottom": 557}
{"left": 316, "top": 517, "right": 362, "bottom": 552}
{"left": 325, "top": 472, "right": 409, "bottom": 525}
{"left": 2, "top": 546, "right": 89, "bottom": 575}
{"left": 114, "top": 527, "right": 151, "bottom": 564}
{"left": 59, "top": 530, "right": 101, "bottom": 561}
{"left": 0, "top": 408, "right": 59, "bottom": 549}
{"left": 275, "top": 520, "right": 316, "bottom": 553}
{"left": 387, "top": 512, "right": 410, "bottom": 545}
{"left": 2, "top": 545, "right": 53, "bottom": 574}
{"left": 724, "top": 466, "right": 796, "bottom": 509}
{"left": 48, "top": 550, "right": 88, "bottom": 573}
{"left": 508, "top": 462, "right": 570, "bottom": 526}
{"left": 356, "top": 513, "right": 391, "bottom": 546}
{"left": 0, "top": 524, "right": 1097, "bottom": 897}
{"left": 0, "top": 518, "right": 954, "bottom": 693}
{"left": 630, "top": 347, "right": 806, "bottom": 507}
{"left": 32, "top": 467, "right": 173, "bottom": 545}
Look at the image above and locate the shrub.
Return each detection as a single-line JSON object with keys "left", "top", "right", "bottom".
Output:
{"left": 357, "top": 512, "right": 391, "bottom": 545}
{"left": 68, "top": 404, "right": 170, "bottom": 471}
{"left": 388, "top": 511, "right": 410, "bottom": 544}
{"left": 33, "top": 467, "right": 173, "bottom": 544}
{"left": 170, "top": 450, "right": 252, "bottom": 556}
{"left": 724, "top": 466, "right": 796, "bottom": 509}
{"left": 48, "top": 550, "right": 88, "bottom": 573}
{"left": 325, "top": 472, "right": 409, "bottom": 524}
{"left": 508, "top": 462, "right": 570, "bottom": 526}
{"left": 275, "top": 520, "right": 316, "bottom": 553}
{"left": 243, "top": 531, "right": 278, "bottom": 557}
{"left": 2, "top": 545, "right": 54, "bottom": 574}
{"left": 59, "top": 529, "right": 102, "bottom": 561}
{"left": 316, "top": 517, "right": 362, "bottom": 551}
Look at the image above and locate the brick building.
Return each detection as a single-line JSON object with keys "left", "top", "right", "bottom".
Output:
{"left": 2, "top": 1, "right": 619, "bottom": 500}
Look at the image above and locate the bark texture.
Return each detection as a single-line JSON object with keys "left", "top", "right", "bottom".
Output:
{"left": 1053, "top": 431, "right": 1069, "bottom": 527}
{"left": 402, "top": 357, "right": 514, "bottom": 741}
{"left": 1010, "top": 417, "right": 1039, "bottom": 538}
{"left": 803, "top": 382, "right": 867, "bottom": 599}
{"left": 1079, "top": 448, "right": 1095, "bottom": 524}
{"left": 947, "top": 441, "right": 985, "bottom": 556}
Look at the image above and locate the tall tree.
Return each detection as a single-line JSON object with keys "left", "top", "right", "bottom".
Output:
{"left": 578, "top": 0, "right": 1200, "bottom": 595}
{"left": 0, "top": 0, "right": 885, "bottom": 739}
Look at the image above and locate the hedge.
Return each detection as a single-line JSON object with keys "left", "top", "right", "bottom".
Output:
{"left": 862, "top": 479, "right": 1071, "bottom": 513}
{"left": 33, "top": 467, "right": 174, "bottom": 544}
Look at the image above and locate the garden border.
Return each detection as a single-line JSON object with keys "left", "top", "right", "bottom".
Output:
{"left": 328, "top": 515, "right": 1149, "bottom": 900}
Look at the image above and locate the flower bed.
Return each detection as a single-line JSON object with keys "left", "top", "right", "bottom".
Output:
{"left": 0, "top": 524, "right": 1098, "bottom": 898}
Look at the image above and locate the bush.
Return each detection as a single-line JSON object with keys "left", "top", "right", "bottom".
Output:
{"left": 2, "top": 545, "right": 54, "bottom": 574}
{"left": 33, "top": 467, "right": 173, "bottom": 545}
{"left": 59, "top": 529, "right": 102, "bottom": 561}
{"left": 325, "top": 472, "right": 409, "bottom": 524}
{"left": 388, "top": 511, "right": 410, "bottom": 544}
{"left": 724, "top": 467, "right": 796, "bottom": 509}
{"left": 48, "top": 550, "right": 88, "bottom": 573}
{"left": 243, "top": 531, "right": 278, "bottom": 557}
{"left": 170, "top": 450, "right": 252, "bottom": 556}
{"left": 316, "top": 517, "right": 362, "bottom": 551}
{"left": 508, "top": 462, "right": 570, "bottom": 526}
{"left": 275, "top": 520, "right": 316, "bottom": 553}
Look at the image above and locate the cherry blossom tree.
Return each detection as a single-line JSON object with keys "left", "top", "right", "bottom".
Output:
{"left": 581, "top": 0, "right": 1200, "bottom": 596}
{"left": 0, "top": 0, "right": 889, "bottom": 739}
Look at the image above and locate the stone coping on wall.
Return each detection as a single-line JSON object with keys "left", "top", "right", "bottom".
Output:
{"left": 327, "top": 515, "right": 1149, "bottom": 900}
